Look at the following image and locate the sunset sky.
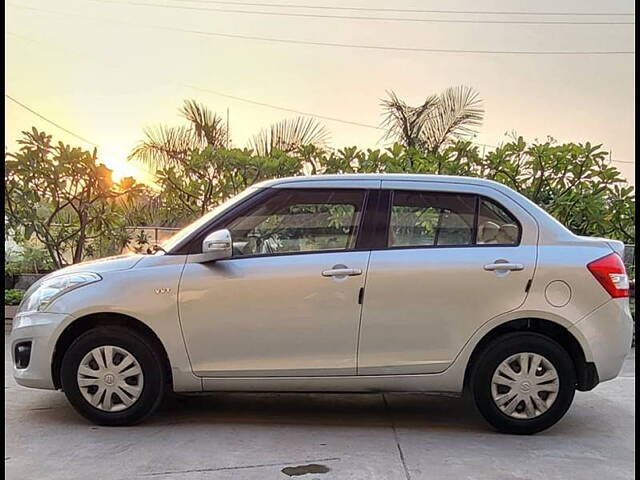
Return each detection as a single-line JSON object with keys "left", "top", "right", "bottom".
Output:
{"left": 5, "top": 0, "right": 635, "bottom": 185}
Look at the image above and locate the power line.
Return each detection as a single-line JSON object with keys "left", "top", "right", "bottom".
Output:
{"left": 9, "top": 4, "right": 636, "bottom": 55}
{"left": 0, "top": 32, "right": 529, "bottom": 152}
{"left": 167, "top": 0, "right": 636, "bottom": 17}
{"left": 183, "top": 84, "right": 381, "bottom": 130}
{"left": 5, "top": 32, "right": 499, "bottom": 150}
{"left": 5, "top": 33, "right": 635, "bottom": 165}
{"left": 87, "top": 0, "right": 635, "bottom": 25}
{"left": 5, "top": 93, "right": 155, "bottom": 178}
{"left": 6, "top": 31, "right": 379, "bottom": 130}
{"left": 5, "top": 94, "right": 98, "bottom": 146}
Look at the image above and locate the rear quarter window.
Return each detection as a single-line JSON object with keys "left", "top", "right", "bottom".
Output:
{"left": 476, "top": 197, "right": 521, "bottom": 245}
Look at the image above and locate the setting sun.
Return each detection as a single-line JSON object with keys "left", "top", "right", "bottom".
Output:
{"left": 98, "top": 146, "right": 156, "bottom": 186}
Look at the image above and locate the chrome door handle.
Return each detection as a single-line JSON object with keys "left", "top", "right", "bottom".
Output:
{"left": 322, "top": 268, "right": 362, "bottom": 277}
{"left": 483, "top": 262, "right": 524, "bottom": 272}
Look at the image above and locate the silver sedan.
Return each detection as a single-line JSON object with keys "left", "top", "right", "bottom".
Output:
{"left": 10, "top": 174, "right": 633, "bottom": 434}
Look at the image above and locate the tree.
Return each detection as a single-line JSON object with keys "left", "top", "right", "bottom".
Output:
{"left": 250, "top": 117, "right": 329, "bottom": 156}
{"left": 141, "top": 134, "right": 633, "bottom": 241}
{"left": 476, "top": 137, "right": 635, "bottom": 243}
{"left": 318, "top": 138, "right": 634, "bottom": 243}
{"left": 129, "top": 95, "right": 632, "bottom": 243}
{"left": 129, "top": 99, "right": 329, "bottom": 168}
{"left": 381, "top": 86, "right": 484, "bottom": 154}
{"left": 129, "top": 99, "right": 228, "bottom": 168}
{"left": 128, "top": 100, "right": 330, "bottom": 225}
{"left": 4, "top": 128, "right": 144, "bottom": 268}
{"left": 155, "top": 146, "right": 305, "bottom": 224}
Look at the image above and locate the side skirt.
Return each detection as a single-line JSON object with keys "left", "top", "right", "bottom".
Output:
{"left": 197, "top": 372, "right": 463, "bottom": 394}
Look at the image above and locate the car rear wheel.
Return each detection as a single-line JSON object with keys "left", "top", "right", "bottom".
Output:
{"left": 60, "top": 326, "right": 165, "bottom": 426}
{"left": 470, "top": 332, "right": 576, "bottom": 434}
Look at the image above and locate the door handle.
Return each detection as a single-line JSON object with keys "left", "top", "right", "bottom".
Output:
{"left": 483, "top": 262, "right": 524, "bottom": 272}
{"left": 322, "top": 268, "right": 362, "bottom": 277}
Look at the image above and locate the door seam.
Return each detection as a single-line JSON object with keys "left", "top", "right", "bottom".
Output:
{"left": 175, "top": 257, "right": 203, "bottom": 390}
{"left": 355, "top": 250, "right": 373, "bottom": 375}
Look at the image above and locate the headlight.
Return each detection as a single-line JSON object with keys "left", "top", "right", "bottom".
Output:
{"left": 18, "top": 272, "right": 102, "bottom": 314}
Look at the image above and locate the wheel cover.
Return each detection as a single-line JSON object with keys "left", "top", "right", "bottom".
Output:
{"left": 491, "top": 352, "right": 559, "bottom": 420}
{"left": 77, "top": 346, "right": 144, "bottom": 412}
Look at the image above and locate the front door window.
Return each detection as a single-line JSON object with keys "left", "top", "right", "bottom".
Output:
{"left": 225, "top": 189, "right": 366, "bottom": 257}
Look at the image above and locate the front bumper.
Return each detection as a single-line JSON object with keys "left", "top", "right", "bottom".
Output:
{"left": 9, "top": 311, "right": 73, "bottom": 390}
{"left": 569, "top": 298, "right": 633, "bottom": 383}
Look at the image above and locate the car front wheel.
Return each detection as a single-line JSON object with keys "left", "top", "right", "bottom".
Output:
{"left": 470, "top": 332, "right": 576, "bottom": 435}
{"left": 60, "top": 325, "right": 165, "bottom": 426}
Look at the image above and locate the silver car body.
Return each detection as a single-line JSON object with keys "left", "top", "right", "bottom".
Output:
{"left": 10, "top": 174, "right": 634, "bottom": 394}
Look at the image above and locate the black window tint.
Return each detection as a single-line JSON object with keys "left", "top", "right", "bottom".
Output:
{"left": 225, "top": 189, "right": 366, "bottom": 257}
{"left": 389, "top": 191, "right": 475, "bottom": 247}
{"left": 476, "top": 198, "right": 520, "bottom": 245}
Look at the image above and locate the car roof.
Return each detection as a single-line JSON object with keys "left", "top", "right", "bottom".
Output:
{"left": 254, "top": 173, "right": 506, "bottom": 190}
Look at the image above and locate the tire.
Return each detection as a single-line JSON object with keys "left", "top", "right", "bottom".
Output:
{"left": 470, "top": 332, "right": 576, "bottom": 435}
{"left": 60, "top": 325, "right": 166, "bottom": 426}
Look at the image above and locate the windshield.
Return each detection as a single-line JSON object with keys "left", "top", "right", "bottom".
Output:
{"left": 161, "top": 187, "right": 260, "bottom": 253}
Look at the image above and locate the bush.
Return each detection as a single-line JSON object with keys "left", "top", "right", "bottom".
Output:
{"left": 5, "top": 289, "right": 24, "bottom": 306}
{"left": 4, "top": 243, "right": 54, "bottom": 276}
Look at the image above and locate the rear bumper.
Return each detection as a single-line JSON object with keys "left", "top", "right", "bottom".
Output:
{"left": 569, "top": 298, "right": 633, "bottom": 383}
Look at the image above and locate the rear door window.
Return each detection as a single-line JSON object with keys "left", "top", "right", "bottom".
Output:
{"left": 389, "top": 191, "right": 476, "bottom": 247}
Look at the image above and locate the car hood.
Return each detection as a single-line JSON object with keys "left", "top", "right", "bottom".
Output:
{"left": 51, "top": 254, "right": 145, "bottom": 276}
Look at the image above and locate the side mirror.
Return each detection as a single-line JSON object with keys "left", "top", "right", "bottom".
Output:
{"left": 196, "top": 229, "right": 232, "bottom": 262}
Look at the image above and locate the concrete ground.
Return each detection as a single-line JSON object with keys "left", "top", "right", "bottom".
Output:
{"left": 5, "top": 337, "right": 635, "bottom": 480}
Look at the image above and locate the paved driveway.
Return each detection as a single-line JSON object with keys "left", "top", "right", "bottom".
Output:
{"left": 5, "top": 337, "right": 635, "bottom": 480}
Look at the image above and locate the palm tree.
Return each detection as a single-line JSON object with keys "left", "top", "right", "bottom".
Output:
{"left": 250, "top": 117, "right": 330, "bottom": 156}
{"left": 381, "top": 86, "right": 484, "bottom": 153}
{"left": 129, "top": 99, "right": 329, "bottom": 167}
{"left": 129, "top": 99, "right": 228, "bottom": 168}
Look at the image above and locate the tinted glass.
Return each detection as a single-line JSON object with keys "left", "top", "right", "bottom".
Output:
{"left": 389, "top": 191, "right": 476, "bottom": 247}
{"left": 476, "top": 198, "right": 520, "bottom": 245}
{"left": 162, "top": 187, "right": 259, "bottom": 252}
{"left": 226, "top": 189, "right": 366, "bottom": 257}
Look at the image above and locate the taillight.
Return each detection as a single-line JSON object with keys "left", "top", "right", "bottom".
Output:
{"left": 587, "top": 252, "right": 629, "bottom": 298}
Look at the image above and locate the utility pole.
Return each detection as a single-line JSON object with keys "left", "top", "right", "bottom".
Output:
{"left": 226, "top": 107, "right": 230, "bottom": 149}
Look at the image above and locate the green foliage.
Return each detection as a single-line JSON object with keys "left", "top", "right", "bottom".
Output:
{"left": 155, "top": 146, "right": 305, "bottom": 225}
{"left": 5, "top": 289, "right": 25, "bottom": 306}
{"left": 129, "top": 230, "right": 151, "bottom": 254}
{"left": 4, "top": 128, "right": 145, "bottom": 268}
{"left": 381, "top": 86, "right": 484, "bottom": 153}
{"left": 5, "top": 243, "right": 54, "bottom": 275}
{"left": 316, "top": 139, "right": 635, "bottom": 243}
{"left": 4, "top": 261, "right": 20, "bottom": 278}
{"left": 6, "top": 116, "right": 634, "bottom": 268}
{"left": 250, "top": 117, "right": 330, "bottom": 156}
{"left": 130, "top": 99, "right": 328, "bottom": 168}
{"left": 129, "top": 100, "right": 228, "bottom": 169}
{"left": 129, "top": 100, "right": 331, "bottom": 225}
{"left": 146, "top": 136, "right": 634, "bottom": 242}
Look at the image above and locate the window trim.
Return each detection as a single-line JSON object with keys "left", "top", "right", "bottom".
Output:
{"left": 380, "top": 190, "right": 523, "bottom": 251}
{"left": 179, "top": 187, "right": 373, "bottom": 259}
